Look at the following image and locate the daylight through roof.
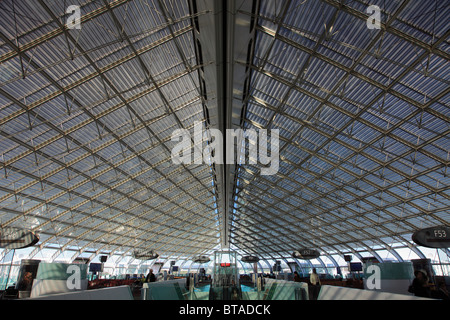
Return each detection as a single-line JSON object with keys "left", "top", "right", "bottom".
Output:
{"left": 0, "top": 0, "right": 449, "bottom": 278}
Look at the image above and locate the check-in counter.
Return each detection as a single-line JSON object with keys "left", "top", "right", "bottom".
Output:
{"left": 30, "top": 263, "right": 88, "bottom": 298}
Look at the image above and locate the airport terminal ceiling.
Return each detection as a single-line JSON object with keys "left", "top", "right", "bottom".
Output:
{"left": 0, "top": 0, "right": 449, "bottom": 267}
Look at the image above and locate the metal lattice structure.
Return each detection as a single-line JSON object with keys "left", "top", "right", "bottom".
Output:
{"left": 0, "top": 0, "right": 449, "bottom": 266}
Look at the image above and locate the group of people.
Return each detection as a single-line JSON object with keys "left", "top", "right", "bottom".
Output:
{"left": 293, "top": 268, "right": 450, "bottom": 300}
{"left": 144, "top": 266, "right": 449, "bottom": 300}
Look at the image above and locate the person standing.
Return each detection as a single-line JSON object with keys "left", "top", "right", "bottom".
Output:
{"left": 310, "top": 268, "right": 321, "bottom": 300}
{"left": 145, "top": 269, "right": 156, "bottom": 283}
{"left": 410, "top": 269, "right": 431, "bottom": 298}
{"left": 294, "top": 271, "right": 301, "bottom": 282}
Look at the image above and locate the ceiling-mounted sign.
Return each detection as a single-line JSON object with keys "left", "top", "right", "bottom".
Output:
{"left": 193, "top": 255, "right": 211, "bottom": 263}
{"left": 132, "top": 249, "right": 159, "bottom": 260}
{"left": 292, "top": 249, "right": 320, "bottom": 260}
{"left": 241, "top": 255, "right": 259, "bottom": 263}
{"left": 0, "top": 227, "right": 39, "bottom": 249}
{"left": 412, "top": 226, "right": 450, "bottom": 248}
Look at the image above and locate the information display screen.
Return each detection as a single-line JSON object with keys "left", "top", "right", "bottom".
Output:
{"left": 89, "top": 263, "right": 103, "bottom": 273}
{"left": 350, "top": 262, "right": 363, "bottom": 272}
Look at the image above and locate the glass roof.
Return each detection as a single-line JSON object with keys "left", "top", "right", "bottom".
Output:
{"left": 0, "top": 0, "right": 448, "bottom": 265}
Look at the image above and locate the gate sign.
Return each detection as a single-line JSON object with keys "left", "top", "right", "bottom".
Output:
{"left": 292, "top": 249, "right": 320, "bottom": 260}
{"left": 132, "top": 249, "right": 159, "bottom": 260}
{"left": 193, "top": 255, "right": 211, "bottom": 263}
{"left": 412, "top": 226, "right": 450, "bottom": 248}
{"left": 0, "top": 227, "right": 39, "bottom": 249}
{"left": 241, "top": 255, "right": 259, "bottom": 263}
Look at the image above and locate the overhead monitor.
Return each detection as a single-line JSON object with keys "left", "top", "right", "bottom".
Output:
{"left": 89, "top": 263, "right": 103, "bottom": 273}
{"left": 350, "top": 262, "right": 363, "bottom": 272}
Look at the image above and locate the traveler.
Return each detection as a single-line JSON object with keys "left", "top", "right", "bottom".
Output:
{"left": 310, "top": 268, "right": 321, "bottom": 300}
{"left": 409, "top": 269, "right": 431, "bottom": 298}
{"left": 145, "top": 269, "right": 156, "bottom": 283}
{"left": 293, "top": 271, "right": 301, "bottom": 282}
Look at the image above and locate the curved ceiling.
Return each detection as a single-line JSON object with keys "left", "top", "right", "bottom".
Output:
{"left": 0, "top": 0, "right": 448, "bottom": 263}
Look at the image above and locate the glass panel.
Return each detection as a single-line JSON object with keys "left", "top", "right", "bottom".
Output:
{"left": 375, "top": 249, "right": 399, "bottom": 262}
{"left": 395, "top": 247, "right": 422, "bottom": 261}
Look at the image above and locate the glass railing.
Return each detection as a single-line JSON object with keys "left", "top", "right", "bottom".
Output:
{"left": 254, "top": 279, "right": 309, "bottom": 300}
{"left": 141, "top": 279, "right": 309, "bottom": 301}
